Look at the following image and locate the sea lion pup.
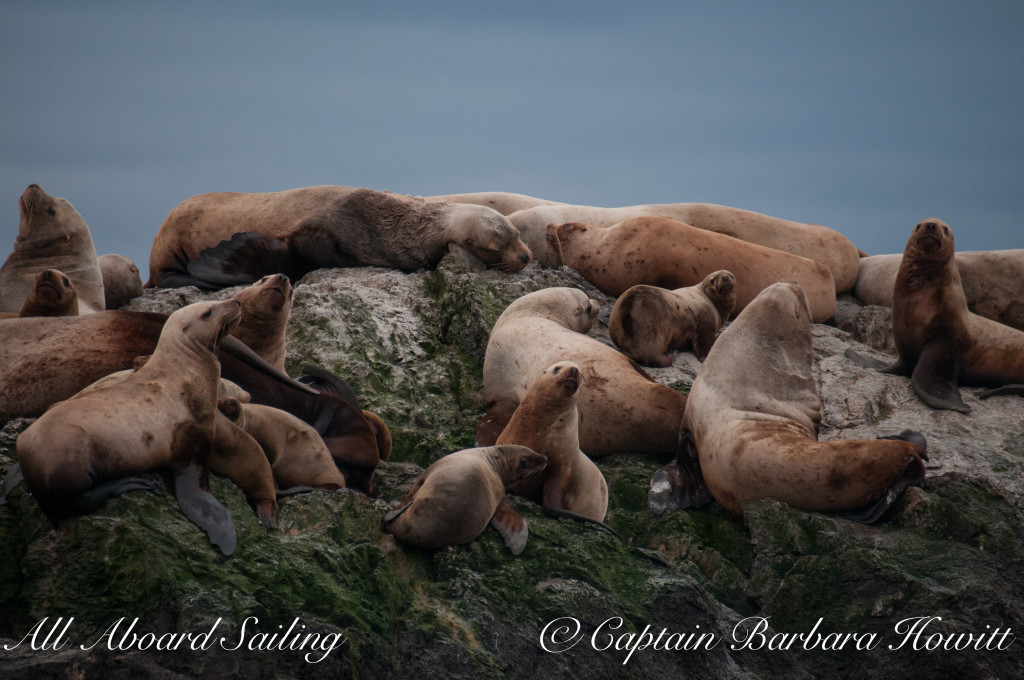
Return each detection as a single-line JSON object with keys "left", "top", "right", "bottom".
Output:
{"left": 423, "top": 191, "right": 566, "bottom": 215}
{"left": 384, "top": 445, "right": 548, "bottom": 554}
{"left": 508, "top": 202, "right": 859, "bottom": 293}
{"left": 548, "top": 218, "right": 837, "bottom": 323}
{"left": 673, "top": 282, "right": 928, "bottom": 521}
{"left": 15, "top": 299, "right": 244, "bottom": 555}
{"left": 609, "top": 270, "right": 737, "bottom": 367}
{"left": 230, "top": 273, "right": 293, "bottom": 371}
{"left": 98, "top": 253, "right": 144, "bottom": 309}
{"left": 5, "top": 269, "right": 78, "bottom": 318}
{"left": 853, "top": 250, "right": 1024, "bottom": 331}
{"left": 146, "top": 185, "right": 533, "bottom": 289}
{"left": 846, "top": 219, "right": 1024, "bottom": 414}
{"left": 479, "top": 287, "right": 688, "bottom": 456}
{"left": 218, "top": 398, "right": 347, "bottom": 491}
{"left": 497, "top": 361, "right": 608, "bottom": 523}
{"left": 0, "top": 184, "right": 105, "bottom": 313}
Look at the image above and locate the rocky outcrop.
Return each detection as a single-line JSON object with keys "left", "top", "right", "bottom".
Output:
{"left": 1, "top": 249, "right": 1021, "bottom": 678}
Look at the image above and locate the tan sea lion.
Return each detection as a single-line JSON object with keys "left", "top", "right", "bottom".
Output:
{"left": 0, "top": 184, "right": 105, "bottom": 313}
{"left": 98, "top": 253, "right": 144, "bottom": 310}
{"left": 853, "top": 250, "right": 1024, "bottom": 331}
{"left": 147, "top": 185, "right": 532, "bottom": 289}
{"left": 670, "top": 282, "right": 927, "bottom": 521}
{"left": 424, "top": 191, "right": 566, "bottom": 215}
{"left": 848, "top": 219, "right": 1024, "bottom": 413}
{"left": 609, "top": 270, "right": 737, "bottom": 366}
{"left": 548, "top": 217, "right": 837, "bottom": 322}
{"left": 15, "top": 299, "right": 247, "bottom": 554}
{"left": 383, "top": 445, "right": 548, "bottom": 554}
{"left": 508, "top": 202, "right": 859, "bottom": 293}
{"left": 218, "top": 399, "right": 347, "bottom": 491}
{"left": 497, "top": 361, "right": 608, "bottom": 522}
{"left": 479, "top": 287, "right": 688, "bottom": 456}
{"left": 230, "top": 273, "right": 293, "bottom": 371}
{"left": 0, "top": 269, "right": 79, "bottom": 318}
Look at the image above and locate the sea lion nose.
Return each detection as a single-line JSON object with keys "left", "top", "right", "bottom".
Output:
{"left": 924, "top": 221, "right": 937, "bottom": 231}
{"left": 276, "top": 273, "right": 289, "bottom": 284}
{"left": 568, "top": 366, "right": 580, "bottom": 379}
{"left": 519, "top": 251, "right": 530, "bottom": 264}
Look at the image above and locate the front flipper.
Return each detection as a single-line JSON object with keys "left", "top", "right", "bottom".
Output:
{"left": 843, "top": 348, "right": 907, "bottom": 374}
{"left": 911, "top": 338, "right": 968, "bottom": 413}
{"left": 174, "top": 463, "right": 237, "bottom": 556}
{"left": 648, "top": 432, "right": 712, "bottom": 514}
{"left": 490, "top": 500, "right": 529, "bottom": 555}
{"left": 186, "top": 232, "right": 295, "bottom": 287}
{"left": 0, "top": 463, "right": 24, "bottom": 505}
{"left": 832, "top": 432, "right": 927, "bottom": 524}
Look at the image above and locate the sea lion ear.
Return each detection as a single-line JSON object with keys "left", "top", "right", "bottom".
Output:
{"left": 217, "top": 397, "right": 242, "bottom": 420}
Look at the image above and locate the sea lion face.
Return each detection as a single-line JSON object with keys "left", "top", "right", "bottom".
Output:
{"left": 907, "top": 218, "right": 954, "bottom": 263}
{"left": 17, "top": 184, "right": 87, "bottom": 249}
{"left": 236, "top": 274, "right": 293, "bottom": 316}
{"left": 704, "top": 269, "right": 736, "bottom": 298}
{"left": 168, "top": 299, "right": 243, "bottom": 352}
{"left": 537, "top": 361, "right": 583, "bottom": 404}
{"left": 570, "top": 294, "right": 600, "bottom": 333}
{"left": 544, "top": 222, "right": 589, "bottom": 257}
{"left": 464, "top": 210, "right": 532, "bottom": 272}
{"left": 32, "top": 269, "right": 76, "bottom": 306}
{"left": 486, "top": 444, "right": 548, "bottom": 487}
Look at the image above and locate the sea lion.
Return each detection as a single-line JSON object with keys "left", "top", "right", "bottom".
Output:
{"left": 508, "top": 202, "right": 860, "bottom": 293}
{"left": 147, "top": 185, "right": 532, "bottom": 289}
{"left": 383, "top": 445, "right": 548, "bottom": 554}
{"left": 497, "top": 361, "right": 608, "bottom": 522}
{"left": 853, "top": 250, "right": 1024, "bottom": 331}
{"left": 479, "top": 287, "right": 688, "bottom": 456}
{"left": 0, "top": 184, "right": 105, "bottom": 313}
{"left": 424, "top": 191, "right": 566, "bottom": 215}
{"left": 230, "top": 273, "right": 293, "bottom": 371}
{"left": 548, "top": 217, "right": 837, "bottom": 322}
{"left": 1, "top": 269, "right": 78, "bottom": 318}
{"left": 218, "top": 399, "right": 347, "bottom": 491}
{"left": 98, "top": 253, "right": 144, "bottom": 310}
{"left": 608, "top": 270, "right": 737, "bottom": 366}
{"left": 15, "top": 299, "right": 246, "bottom": 554}
{"left": 848, "top": 219, "right": 1024, "bottom": 414}
{"left": 671, "top": 282, "right": 927, "bottom": 521}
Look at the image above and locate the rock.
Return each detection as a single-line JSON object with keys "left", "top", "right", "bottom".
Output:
{"left": 1, "top": 251, "right": 1022, "bottom": 678}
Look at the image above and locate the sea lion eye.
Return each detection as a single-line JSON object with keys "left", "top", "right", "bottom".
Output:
{"left": 201, "top": 310, "right": 213, "bottom": 320}
{"left": 553, "top": 366, "right": 561, "bottom": 374}
{"left": 47, "top": 207, "right": 56, "bottom": 217}
{"left": 61, "top": 276, "right": 70, "bottom": 286}
{"left": 942, "top": 225, "right": 949, "bottom": 235}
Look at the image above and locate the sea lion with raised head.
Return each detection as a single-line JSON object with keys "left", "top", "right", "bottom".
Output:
{"left": 384, "top": 445, "right": 548, "bottom": 554}
{"left": 0, "top": 268, "right": 79, "bottom": 318}
{"left": 147, "top": 185, "right": 532, "bottom": 289}
{"left": 609, "top": 270, "right": 737, "bottom": 366}
{"left": 230, "top": 273, "right": 293, "bottom": 371}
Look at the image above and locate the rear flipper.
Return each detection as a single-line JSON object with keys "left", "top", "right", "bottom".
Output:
{"left": 186, "top": 232, "right": 296, "bottom": 287}
{"left": 0, "top": 463, "right": 24, "bottom": 505}
{"left": 843, "top": 348, "right": 905, "bottom": 373}
{"left": 832, "top": 430, "right": 927, "bottom": 524}
{"left": 174, "top": 463, "right": 237, "bottom": 556}
{"left": 977, "top": 384, "right": 1024, "bottom": 400}
{"left": 298, "top": 365, "right": 362, "bottom": 408}
{"left": 71, "top": 477, "right": 161, "bottom": 515}
{"left": 490, "top": 500, "right": 529, "bottom": 555}
{"left": 542, "top": 505, "right": 620, "bottom": 539}
{"left": 475, "top": 398, "right": 518, "bottom": 447}
{"left": 648, "top": 431, "right": 712, "bottom": 514}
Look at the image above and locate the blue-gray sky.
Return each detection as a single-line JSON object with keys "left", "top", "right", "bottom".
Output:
{"left": 2, "top": 1, "right": 1022, "bottom": 279}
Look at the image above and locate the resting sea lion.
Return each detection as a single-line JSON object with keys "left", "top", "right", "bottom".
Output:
{"left": 497, "top": 361, "right": 608, "bottom": 522}
{"left": 384, "top": 445, "right": 548, "bottom": 554}
{"left": 98, "top": 253, "right": 144, "bottom": 310}
{"left": 847, "top": 219, "right": 1024, "bottom": 413}
{"left": 548, "top": 218, "right": 837, "bottom": 322}
{"left": 0, "top": 268, "right": 79, "bottom": 318}
{"left": 479, "top": 287, "right": 687, "bottom": 456}
{"left": 0, "top": 184, "right": 104, "bottom": 313}
{"left": 424, "top": 191, "right": 566, "bottom": 215}
{"left": 669, "top": 282, "right": 927, "bottom": 521}
{"left": 853, "top": 250, "right": 1024, "bottom": 331}
{"left": 230, "top": 273, "right": 293, "bottom": 371}
{"left": 508, "top": 201, "right": 859, "bottom": 293}
{"left": 147, "top": 185, "right": 532, "bottom": 289}
{"left": 609, "top": 270, "right": 736, "bottom": 366}
{"left": 15, "top": 299, "right": 245, "bottom": 554}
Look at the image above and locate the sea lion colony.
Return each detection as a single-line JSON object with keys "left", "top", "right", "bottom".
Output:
{"left": 0, "top": 184, "right": 1020, "bottom": 554}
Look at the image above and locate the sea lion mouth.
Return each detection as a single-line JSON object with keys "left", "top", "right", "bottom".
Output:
{"left": 36, "top": 281, "right": 61, "bottom": 300}
{"left": 556, "top": 376, "right": 580, "bottom": 392}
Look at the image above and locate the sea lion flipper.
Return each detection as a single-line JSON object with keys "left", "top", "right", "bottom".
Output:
{"left": 490, "top": 501, "right": 529, "bottom": 555}
{"left": 647, "top": 432, "right": 712, "bottom": 514}
{"left": 0, "top": 463, "right": 24, "bottom": 505}
{"left": 298, "top": 365, "right": 362, "bottom": 408}
{"left": 72, "top": 477, "right": 162, "bottom": 514}
{"left": 276, "top": 485, "right": 318, "bottom": 498}
{"left": 187, "top": 232, "right": 293, "bottom": 287}
{"left": 475, "top": 398, "right": 518, "bottom": 447}
{"left": 832, "top": 446, "right": 926, "bottom": 524}
{"left": 911, "top": 339, "right": 969, "bottom": 413}
{"left": 977, "top": 384, "right": 1024, "bottom": 400}
{"left": 843, "top": 348, "right": 905, "bottom": 373}
{"left": 174, "top": 463, "right": 238, "bottom": 556}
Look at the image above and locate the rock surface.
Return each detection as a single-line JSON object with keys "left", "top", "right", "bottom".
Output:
{"left": 1, "top": 250, "right": 1022, "bottom": 678}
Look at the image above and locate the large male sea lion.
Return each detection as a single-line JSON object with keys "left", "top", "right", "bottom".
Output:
{"left": 847, "top": 219, "right": 1024, "bottom": 413}
{"left": 424, "top": 191, "right": 566, "bottom": 215}
{"left": 497, "top": 361, "right": 608, "bottom": 522}
{"left": 384, "top": 445, "right": 548, "bottom": 554}
{"left": 508, "top": 201, "right": 859, "bottom": 293}
{"left": 0, "top": 184, "right": 105, "bottom": 313}
{"left": 670, "top": 282, "right": 927, "bottom": 521}
{"left": 479, "top": 287, "right": 688, "bottom": 456}
{"left": 853, "top": 249, "right": 1024, "bottom": 331}
{"left": 147, "top": 185, "right": 532, "bottom": 289}
{"left": 548, "top": 217, "right": 837, "bottom": 322}
{"left": 98, "top": 253, "right": 144, "bottom": 310}
{"left": 15, "top": 299, "right": 245, "bottom": 554}
{"left": 609, "top": 270, "right": 736, "bottom": 366}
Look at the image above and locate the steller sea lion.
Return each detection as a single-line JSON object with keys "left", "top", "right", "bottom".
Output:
{"left": 383, "top": 445, "right": 548, "bottom": 554}
{"left": 423, "top": 191, "right": 566, "bottom": 215}
{"left": 0, "top": 268, "right": 79, "bottom": 318}
{"left": 98, "top": 253, "right": 144, "bottom": 310}
{"left": 147, "top": 185, "right": 532, "bottom": 289}
{"left": 230, "top": 273, "right": 293, "bottom": 371}
{"left": 609, "top": 270, "right": 736, "bottom": 367}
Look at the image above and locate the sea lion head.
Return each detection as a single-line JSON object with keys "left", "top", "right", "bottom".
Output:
{"left": 535, "top": 361, "right": 583, "bottom": 405}
{"left": 16, "top": 184, "right": 90, "bottom": 253}
{"left": 234, "top": 273, "right": 293, "bottom": 322}
{"left": 20, "top": 268, "right": 78, "bottom": 316}
{"left": 702, "top": 270, "right": 737, "bottom": 316}
{"left": 501, "top": 287, "right": 599, "bottom": 333}
{"left": 755, "top": 282, "right": 812, "bottom": 327}
{"left": 906, "top": 218, "right": 954, "bottom": 264}
{"left": 164, "top": 298, "right": 243, "bottom": 354}
{"left": 544, "top": 222, "right": 590, "bottom": 259}
{"left": 484, "top": 444, "right": 548, "bottom": 488}
{"left": 453, "top": 205, "right": 532, "bottom": 271}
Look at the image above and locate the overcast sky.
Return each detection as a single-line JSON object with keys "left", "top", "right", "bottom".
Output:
{"left": 2, "top": 1, "right": 1022, "bottom": 279}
